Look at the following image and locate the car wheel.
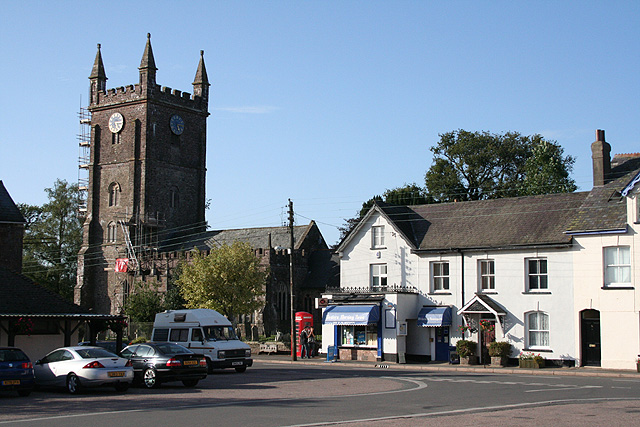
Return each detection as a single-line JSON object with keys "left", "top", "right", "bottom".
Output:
{"left": 182, "top": 379, "right": 199, "bottom": 388}
{"left": 67, "top": 373, "right": 81, "bottom": 394}
{"left": 114, "top": 382, "right": 130, "bottom": 392}
{"left": 235, "top": 366, "right": 247, "bottom": 373}
{"left": 17, "top": 389, "right": 31, "bottom": 397}
{"left": 206, "top": 359, "right": 214, "bottom": 374}
{"left": 143, "top": 368, "right": 159, "bottom": 389}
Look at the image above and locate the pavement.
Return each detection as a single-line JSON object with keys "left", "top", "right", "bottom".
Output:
{"left": 253, "top": 352, "right": 640, "bottom": 379}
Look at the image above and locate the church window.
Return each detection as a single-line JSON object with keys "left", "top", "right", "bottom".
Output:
{"left": 108, "top": 183, "right": 121, "bottom": 207}
{"left": 106, "top": 222, "right": 117, "bottom": 242}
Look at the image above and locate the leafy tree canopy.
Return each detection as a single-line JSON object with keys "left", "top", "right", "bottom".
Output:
{"left": 18, "top": 179, "right": 82, "bottom": 301}
{"left": 424, "top": 130, "right": 576, "bottom": 202}
{"left": 176, "top": 242, "right": 268, "bottom": 320}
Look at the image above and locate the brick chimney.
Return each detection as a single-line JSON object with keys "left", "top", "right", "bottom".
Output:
{"left": 591, "top": 129, "right": 611, "bottom": 187}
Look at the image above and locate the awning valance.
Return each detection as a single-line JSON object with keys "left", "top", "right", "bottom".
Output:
{"left": 417, "top": 306, "right": 452, "bottom": 327}
{"left": 322, "top": 305, "right": 380, "bottom": 325}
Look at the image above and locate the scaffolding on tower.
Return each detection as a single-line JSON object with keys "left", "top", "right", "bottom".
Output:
{"left": 77, "top": 106, "right": 91, "bottom": 218}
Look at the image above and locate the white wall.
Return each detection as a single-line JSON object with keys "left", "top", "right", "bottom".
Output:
{"left": 572, "top": 195, "right": 639, "bottom": 369}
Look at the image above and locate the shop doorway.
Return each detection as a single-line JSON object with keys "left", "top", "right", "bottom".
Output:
{"left": 581, "top": 309, "right": 601, "bottom": 366}
{"left": 434, "top": 327, "right": 450, "bottom": 361}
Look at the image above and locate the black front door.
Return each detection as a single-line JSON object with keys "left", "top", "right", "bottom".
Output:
{"left": 581, "top": 310, "right": 601, "bottom": 367}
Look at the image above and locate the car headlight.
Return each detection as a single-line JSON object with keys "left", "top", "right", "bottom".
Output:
{"left": 218, "top": 350, "right": 226, "bottom": 359}
{"left": 245, "top": 349, "right": 251, "bottom": 357}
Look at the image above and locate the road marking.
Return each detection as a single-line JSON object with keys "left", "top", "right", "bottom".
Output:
{"left": 525, "top": 386, "right": 602, "bottom": 393}
{"left": 284, "top": 397, "right": 640, "bottom": 427}
{"left": 0, "top": 377, "right": 428, "bottom": 424}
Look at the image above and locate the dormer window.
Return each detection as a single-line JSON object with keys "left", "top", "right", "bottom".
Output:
{"left": 372, "top": 226, "right": 385, "bottom": 249}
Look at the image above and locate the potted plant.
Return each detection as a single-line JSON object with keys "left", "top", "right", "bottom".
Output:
{"left": 518, "top": 351, "right": 544, "bottom": 368}
{"left": 456, "top": 340, "right": 478, "bottom": 365}
{"left": 488, "top": 341, "right": 511, "bottom": 367}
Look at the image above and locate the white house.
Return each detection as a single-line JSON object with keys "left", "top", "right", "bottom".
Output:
{"left": 322, "top": 131, "right": 640, "bottom": 369}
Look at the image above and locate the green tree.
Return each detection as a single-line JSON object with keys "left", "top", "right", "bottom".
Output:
{"left": 176, "top": 242, "right": 268, "bottom": 320}
{"left": 337, "top": 184, "right": 430, "bottom": 243}
{"left": 19, "top": 179, "right": 82, "bottom": 301}
{"left": 519, "top": 137, "right": 577, "bottom": 195}
{"left": 424, "top": 130, "right": 532, "bottom": 202}
{"left": 123, "top": 280, "right": 166, "bottom": 322}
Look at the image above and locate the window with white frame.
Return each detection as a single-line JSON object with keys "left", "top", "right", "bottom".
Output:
{"left": 432, "top": 261, "right": 449, "bottom": 291}
{"left": 526, "top": 311, "right": 549, "bottom": 348}
{"left": 371, "top": 264, "right": 387, "bottom": 289}
{"left": 527, "top": 258, "right": 548, "bottom": 291}
{"left": 372, "top": 225, "right": 385, "bottom": 248}
{"left": 479, "top": 259, "right": 495, "bottom": 291}
{"left": 604, "top": 246, "right": 631, "bottom": 287}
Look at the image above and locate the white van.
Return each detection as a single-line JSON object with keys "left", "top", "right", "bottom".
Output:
{"left": 152, "top": 309, "right": 253, "bottom": 373}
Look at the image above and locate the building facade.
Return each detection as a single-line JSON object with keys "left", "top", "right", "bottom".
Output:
{"left": 323, "top": 131, "right": 640, "bottom": 369}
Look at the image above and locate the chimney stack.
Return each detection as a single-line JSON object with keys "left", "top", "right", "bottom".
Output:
{"left": 591, "top": 129, "right": 611, "bottom": 187}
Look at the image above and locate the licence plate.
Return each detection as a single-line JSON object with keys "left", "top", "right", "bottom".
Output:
{"left": 231, "top": 361, "right": 243, "bottom": 366}
{"left": 2, "top": 380, "right": 20, "bottom": 385}
{"left": 108, "top": 371, "right": 125, "bottom": 377}
{"left": 183, "top": 360, "right": 197, "bottom": 366}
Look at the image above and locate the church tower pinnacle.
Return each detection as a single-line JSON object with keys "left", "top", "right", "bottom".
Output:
{"left": 139, "top": 33, "right": 157, "bottom": 94}
{"left": 192, "top": 50, "right": 210, "bottom": 105}
{"left": 89, "top": 43, "right": 107, "bottom": 105}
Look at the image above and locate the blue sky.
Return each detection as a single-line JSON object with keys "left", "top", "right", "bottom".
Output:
{"left": 1, "top": 1, "right": 638, "bottom": 246}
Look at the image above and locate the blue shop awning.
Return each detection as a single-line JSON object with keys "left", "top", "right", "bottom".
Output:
{"left": 322, "top": 305, "right": 380, "bottom": 325}
{"left": 417, "top": 306, "right": 452, "bottom": 327}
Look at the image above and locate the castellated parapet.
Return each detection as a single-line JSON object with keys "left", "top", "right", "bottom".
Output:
{"left": 92, "top": 84, "right": 207, "bottom": 113}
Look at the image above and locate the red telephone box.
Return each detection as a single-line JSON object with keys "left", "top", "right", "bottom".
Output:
{"left": 295, "top": 311, "right": 313, "bottom": 357}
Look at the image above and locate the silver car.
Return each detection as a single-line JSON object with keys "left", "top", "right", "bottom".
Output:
{"left": 34, "top": 346, "right": 133, "bottom": 394}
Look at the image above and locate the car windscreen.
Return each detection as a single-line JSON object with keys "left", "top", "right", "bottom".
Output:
{"left": 76, "top": 348, "right": 118, "bottom": 359}
{"left": 155, "top": 343, "right": 192, "bottom": 355}
{"left": 0, "top": 349, "right": 29, "bottom": 362}
{"left": 203, "top": 326, "right": 238, "bottom": 341}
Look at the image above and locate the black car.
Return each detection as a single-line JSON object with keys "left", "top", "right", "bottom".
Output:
{"left": 120, "top": 343, "right": 207, "bottom": 388}
{"left": 0, "top": 347, "right": 35, "bottom": 397}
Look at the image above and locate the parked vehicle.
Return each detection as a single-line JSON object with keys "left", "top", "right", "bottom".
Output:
{"left": 78, "top": 341, "right": 119, "bottom": 354}
{"left": 120, "top": 342, "right": 207, "bottom": 388}
{"left": 0, "top": 347, "right": 35, "bottom": 397}
{"left": 152, "top": 309, "right": 253, "bottom": 373}
{"left": 33, "top": 346, "right": 133, "bottom": 394}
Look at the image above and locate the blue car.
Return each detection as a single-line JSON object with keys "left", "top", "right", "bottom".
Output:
{"left": 0, "top": 347, "right": 35, "bottom": 397}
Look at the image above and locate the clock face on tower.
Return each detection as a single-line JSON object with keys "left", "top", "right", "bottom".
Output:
{"left": 108, "top": 112, "right": 124, "bottom": 133}
{"left": 170, "top": 115, "right": 185, "bottom": 135}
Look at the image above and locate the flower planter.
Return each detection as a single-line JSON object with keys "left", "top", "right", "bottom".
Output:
{"left": 460, "top": 356, "right": 478, "bottom": 365}
{"left": 519, "top": 359, "right": 544, "bottom": 369}
{"left": 491, "top": 356, "right": 508, "bottom": 367}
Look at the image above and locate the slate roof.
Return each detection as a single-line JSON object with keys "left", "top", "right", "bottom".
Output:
{"left": 0, "top": 266, "right": 85, "bottom": 316}
{"left": 0, "top": 181, "right": 26, "bottom": 224}
{"left": 567, "top": 155, "right": 640, "bottom": 234}
{"left": 162, "top": 222, "right": 317, "bottom": 252}
{"left": 375, "top": 191, "right": 589, "bottom": 252}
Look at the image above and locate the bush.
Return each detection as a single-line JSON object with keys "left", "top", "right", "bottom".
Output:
{"left": 130, "top": 336, "right": 147, "bottom": 344}
{"left": 488, "top": 341, "right": 511, "bottom": 357}
{"left": 456, "top": 340, "right": 477, "bottom": 357}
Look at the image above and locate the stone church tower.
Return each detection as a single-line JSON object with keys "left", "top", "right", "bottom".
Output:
{"left": 75, "top": 34, "right": 210, "bottom": 314}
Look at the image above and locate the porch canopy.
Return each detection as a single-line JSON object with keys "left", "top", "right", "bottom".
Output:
{"left": 417, "top": 306, "right": 452, "bottom": 327}
{"left": 322, "top": 305, "right": 380, "bottom": 325}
